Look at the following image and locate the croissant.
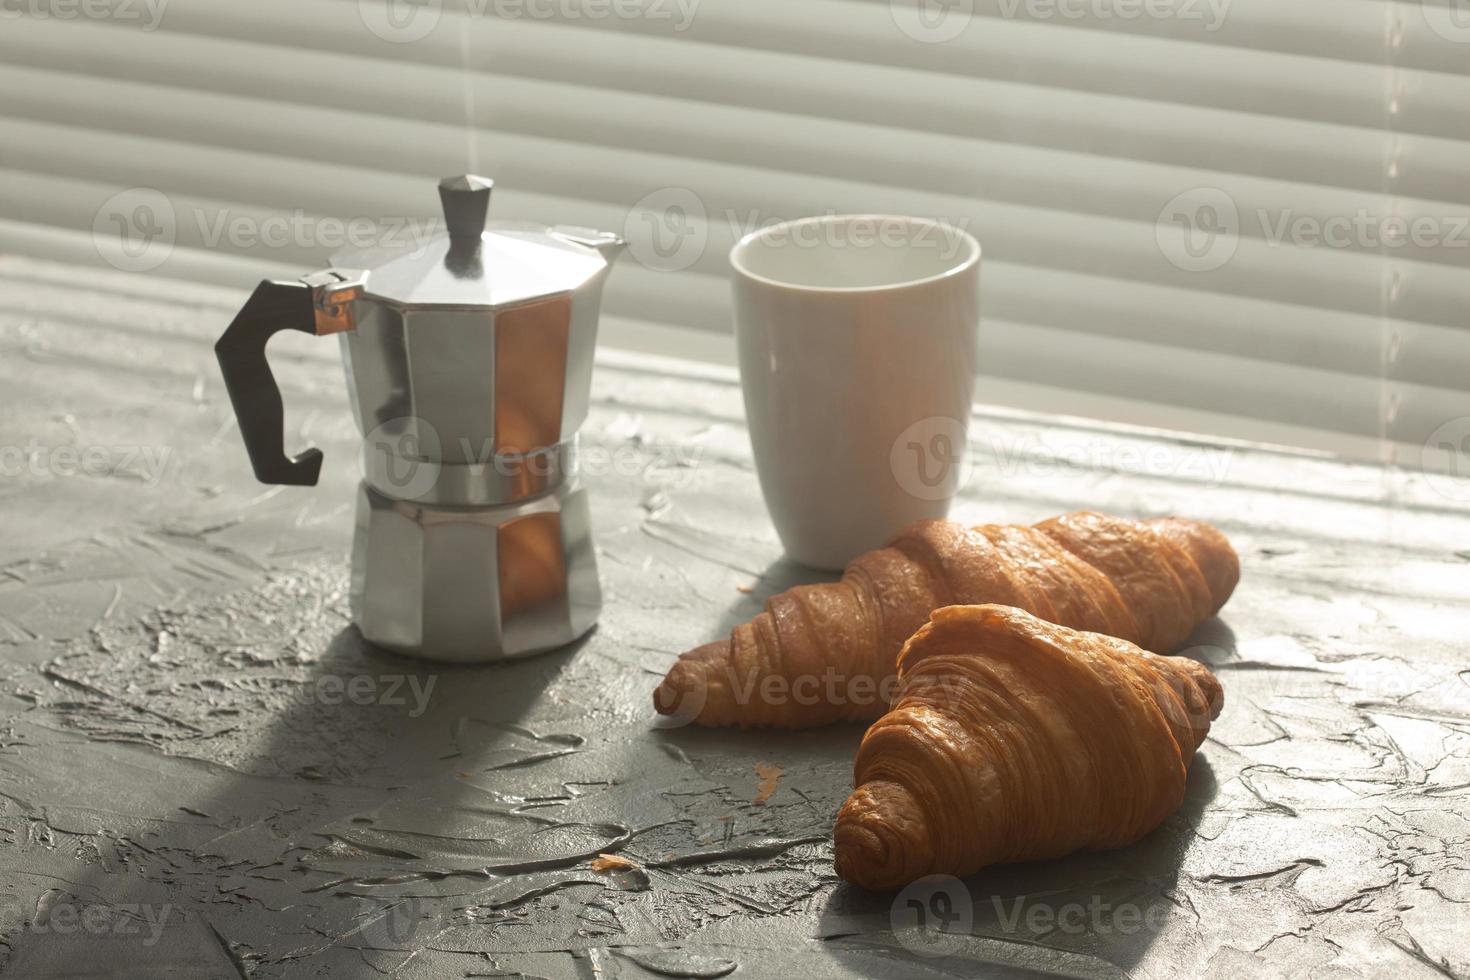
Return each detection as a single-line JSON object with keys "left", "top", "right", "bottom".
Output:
{"left": 834, "top": 604, "right": 1223, "bottom": 890}
{"left": 653, "top": 511, "right": 1237, "bottom": 728}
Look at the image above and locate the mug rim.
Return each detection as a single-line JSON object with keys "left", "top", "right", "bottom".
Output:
{"left": 729, "top": 213, "right": 981, "bottom": 295}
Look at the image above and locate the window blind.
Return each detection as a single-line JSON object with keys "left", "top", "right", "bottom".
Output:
{"left": 1, "top": 0, "right": 1466, "bottom": 465}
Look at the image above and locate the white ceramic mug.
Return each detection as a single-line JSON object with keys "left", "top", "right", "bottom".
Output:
{"left": 730, "top": 214, "right": 981, "bottom": 570}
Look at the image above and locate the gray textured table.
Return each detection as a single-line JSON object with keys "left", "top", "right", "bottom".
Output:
{"left": 0, "top": 255, "right": 1467, "bottom": 979}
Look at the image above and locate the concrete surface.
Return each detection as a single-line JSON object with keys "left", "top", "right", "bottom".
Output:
{"left": 0, "top": 255, "right": 1467, "bottom": 978}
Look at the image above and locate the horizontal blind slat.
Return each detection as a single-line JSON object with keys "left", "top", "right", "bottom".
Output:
{"left": 4, "top": 117, "right": 1466, "bottom": 337}
{"left": 8, "top": 53, "right": 1470, "bottom": 217}
{"left": 7, "top": 113, "right": 1465, "bottom": 333}
{"left": 1, "top": 1, "right": 1463, "bottom": 457}
{"left": 22, "top": 0, "right": 1464, "bottom": 134}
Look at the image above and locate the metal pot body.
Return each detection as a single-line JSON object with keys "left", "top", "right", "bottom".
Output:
{"left": 336, "top": 281, "right": 609, "bottom": 662}
{"left": 213, "top": 175, "right": 621, "bottom": 662}
{"left": 349, "top": 481, "right": 601, "bottom": 664}
{"left": 340, "top": 279, "right": 608, "bottom": 503}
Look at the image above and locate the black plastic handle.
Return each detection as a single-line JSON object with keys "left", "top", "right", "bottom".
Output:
{"left": 215, "top": 279, "right": 323, "bottom": 486}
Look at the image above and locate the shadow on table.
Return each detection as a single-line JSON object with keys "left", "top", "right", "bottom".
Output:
{"left": 5, "top": 623, "right": 591, "bottom": 979}
{"left": 8, "top": 550, "right": 1238, "bottom": 979}
{"left": 713, "top": 556, "right": 840, "bottom": 635}
{"left": 1181, "top": 617, "right": 1239, "bottom": 672}
{"left": 817, "top": 756, "right": 1219, "bottom": 979}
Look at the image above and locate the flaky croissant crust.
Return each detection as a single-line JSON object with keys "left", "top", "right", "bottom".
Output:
{"left": 655, "top": 511, "right": 1238, "bottom": 729}
{"left": 834, "top": 604, "right": 1223, "bottom": 890}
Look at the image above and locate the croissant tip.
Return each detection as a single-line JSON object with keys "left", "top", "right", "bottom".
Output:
{"left": 651, "top": 679, "right": 679, "bottom": 716}
{"left": 1147, "top": 515, "right": 1241, "bottom": 613}
{"left": 834, "top": 781, "right": 933, "bottom": 891}
{"left": 1199, "top": 664, "right": 1226, "bottom": 721}
{"left": 652, "top": 641, "right": 729, "bottom": 724}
